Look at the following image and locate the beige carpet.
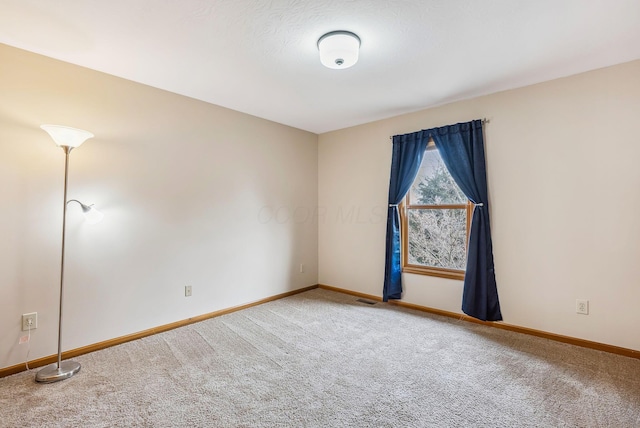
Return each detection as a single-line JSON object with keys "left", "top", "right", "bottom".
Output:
{"left": 1, "top": 288, "right": 639, "bottom": 427}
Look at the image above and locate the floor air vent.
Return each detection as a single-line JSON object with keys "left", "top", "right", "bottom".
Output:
{"left": 356, "top": 298, "right": 377, "bottom": 305}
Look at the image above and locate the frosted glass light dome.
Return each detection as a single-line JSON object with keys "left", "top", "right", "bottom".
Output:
{"left": 318, "top": 31, "right": 361, "bottom": 69}
{"left": 41, "top": 125, "right": 94, "bottom": 148}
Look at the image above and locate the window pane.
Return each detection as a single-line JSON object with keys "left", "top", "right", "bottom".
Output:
{"left": 407, "top": 208, "right": 467, "bottom": 270}
{"left": 409, "top": 148, "right": 466, "bottom": 205}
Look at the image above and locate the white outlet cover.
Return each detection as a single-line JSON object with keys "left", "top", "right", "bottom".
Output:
{"left": 22, "top": 312, "right": 38, "bottom": 331}
{"left": 576, "top": 300, "right": 589, "bottom": 315}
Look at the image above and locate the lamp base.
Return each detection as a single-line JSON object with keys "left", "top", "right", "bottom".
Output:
{"left": 35, "top": 360, "right": 81, "bottom": 383}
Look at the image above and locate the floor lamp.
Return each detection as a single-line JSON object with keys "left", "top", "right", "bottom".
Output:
{"left": 36, "top": 124, "right": 100, "bottom": 383}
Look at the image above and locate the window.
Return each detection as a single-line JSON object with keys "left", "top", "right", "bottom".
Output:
{"left": 400, "top": 141, "right": 472, "bottom": 280}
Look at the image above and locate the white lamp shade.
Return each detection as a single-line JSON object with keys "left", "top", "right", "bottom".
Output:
{"left": 81, "top": 204, "right": 104, "bottom": 225}
{"left": 41, "top": 124, "right": 94, "bottom": 148}
{"left": 318, "top": 31, "right": 361, "bottom": 69}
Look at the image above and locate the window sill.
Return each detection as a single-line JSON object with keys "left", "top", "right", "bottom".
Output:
{"left": 403, "top": 265, "right": 465, "bottom": 281}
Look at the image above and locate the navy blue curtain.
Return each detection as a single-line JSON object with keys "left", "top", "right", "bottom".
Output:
{"left": 431, "top": 120, "right": 502, "bottom": 321}
{"left": 383, "top": 132, "right": 429, "bottom": 301}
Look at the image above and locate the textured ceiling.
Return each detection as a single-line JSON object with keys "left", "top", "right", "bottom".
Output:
{"left": 1, "top": 0, "right": 639, "bottom": 134}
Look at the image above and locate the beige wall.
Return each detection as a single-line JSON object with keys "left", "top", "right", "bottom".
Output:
{"left": 0, "top": 44, "right": 319, "bottom": 370}
{"left": 319, "top": 60, "right": 640, "bottom": 351}
{"left": 2, "top": 42, "right": 638, "bottom": 372}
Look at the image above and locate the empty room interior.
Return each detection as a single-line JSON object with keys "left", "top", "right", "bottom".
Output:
{"left": 1, "top": 1, "right": 639, "bottom": 426}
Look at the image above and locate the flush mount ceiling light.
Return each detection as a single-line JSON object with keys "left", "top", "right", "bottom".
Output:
{"left": 317, "top": 31, "right": 361, "bottom": 69}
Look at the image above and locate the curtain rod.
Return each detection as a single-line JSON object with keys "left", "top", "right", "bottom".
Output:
{"left": 389, "top": 118, "right": 489, "bottom": 140}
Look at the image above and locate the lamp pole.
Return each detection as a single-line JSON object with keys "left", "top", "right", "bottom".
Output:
{"left": 35, "top": 147, "right": 82, "bottom": 383}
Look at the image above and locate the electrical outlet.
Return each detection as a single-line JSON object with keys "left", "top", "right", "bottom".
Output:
{"left": 185, "top": 285, "right": 192, "bottom": 297}
{"left": 22, "top": 312, "right": 37, "bottom": 331}
{"left": 299, "top": 264, "right": 304, "bottom": 273}
{"left": 576, "top": 299, "right": 589, "bottom": 315}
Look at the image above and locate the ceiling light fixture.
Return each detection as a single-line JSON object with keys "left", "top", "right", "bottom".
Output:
{"left": 317, "top": 31, "right": 361, "bottom": 69}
